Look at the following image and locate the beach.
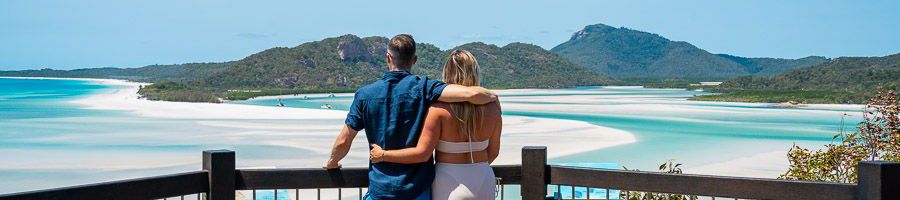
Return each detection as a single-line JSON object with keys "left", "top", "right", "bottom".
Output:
{"left": 65, "top": 78, "right": 638, "bottom": 167}
{"left": 0, "top": 78, "right": 855, "bottom": 195}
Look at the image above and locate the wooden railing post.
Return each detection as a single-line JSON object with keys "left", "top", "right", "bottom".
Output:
{"left": 521, "top": 146, "right": 548, "bottom": 200}
{"left": 857, "top": 161, "right": 900, "bottom": 200}
{"left": 203, "top": 150, "right": 235, "bottom": 200}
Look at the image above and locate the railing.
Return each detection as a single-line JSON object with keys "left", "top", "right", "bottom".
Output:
{"left": 1, "top": 146, "right": 897, "bottom": 200}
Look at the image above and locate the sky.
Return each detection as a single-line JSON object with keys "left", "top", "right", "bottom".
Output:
{"left": 1, "top": 0, "right": 899, "bottom": 70}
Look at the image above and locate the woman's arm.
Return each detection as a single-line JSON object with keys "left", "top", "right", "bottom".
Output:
{"left": 371, "top": 106, "right": 443, "bottom": 164}
{"left": 487, "top": 102, "right": 502, "bottom": 164}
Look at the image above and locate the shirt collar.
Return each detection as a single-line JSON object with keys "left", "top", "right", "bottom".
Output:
{"left": 383, "top": 70, "right": 412, "bottom": 81}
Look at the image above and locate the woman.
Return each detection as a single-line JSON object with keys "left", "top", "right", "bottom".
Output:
{"left": 369, "top": 49, "right": 503, "bottom": 200}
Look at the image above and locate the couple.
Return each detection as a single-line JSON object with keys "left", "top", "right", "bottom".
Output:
{"left": 324, "top": 34, "right": 503, "bottom": 200}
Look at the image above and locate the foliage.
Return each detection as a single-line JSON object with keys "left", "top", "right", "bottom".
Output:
{"left": 200, "top": 36, "right": 608, "bottom": 91}
{"left": 689, "top": 90, "right": 859, "bottom": 104}
{"left": 0, "top": 62, "right": 234, "bottom": 82}
{"left": 551, "top": 23, "right": 827, "bottom": 79}
{"left": 3, "top": 34, "right": 610, "bottom": 103}
{"left": 711, "top": 53, "right": 900, "bottom": 103}
{"left": 137, "top": 81, "right": 220, "bottom": 103}
{"left": 620, "top": 160, "right": 698, "bottom": 200}
{"left": 780, "top": 90, "right": 900, "bottom": 183}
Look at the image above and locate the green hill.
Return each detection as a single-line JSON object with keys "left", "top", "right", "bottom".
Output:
{"left": 695, "top": 53, "right": 900, "bottom": 103}
{"left": 2, "top": 34, "right": 608, "bottom": 102}
{"left": 196, "top": 35, "right": 607, "bottom": 102}
{"left": 0, "top": 62, "right": 235, "bottom": 82}
{"left": 551, "top": 23, "right": 828, "bottom": 80}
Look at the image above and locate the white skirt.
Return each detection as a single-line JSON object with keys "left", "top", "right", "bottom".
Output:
{"left": 432, "top": 162, "right": 497, "bottom": 200}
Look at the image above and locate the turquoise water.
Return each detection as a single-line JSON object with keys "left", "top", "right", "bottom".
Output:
{"left": 236, "top": 86, "right": 858, "bottom": 171}
{"left": 0, "top": 78, "right": 860, "bottom": 198}
{"left": 0, "top": 78, "right": 319, "bottom": 194}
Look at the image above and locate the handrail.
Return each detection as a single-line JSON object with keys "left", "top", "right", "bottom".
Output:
{"left": 0, "top": 171, "right": 208, "bottom": 200}
{"left": 235, "top": 165, "right": 522, "bottom": 190}
{"left": 549, "top": 165, "right": 856, "bottom": 200}
{"left": 2, "top": 147, "right": 897, "bottom": 200}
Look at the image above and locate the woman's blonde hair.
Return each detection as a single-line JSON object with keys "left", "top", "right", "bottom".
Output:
{"left": 443, "top": 50, "right": 484, "bottom": 142}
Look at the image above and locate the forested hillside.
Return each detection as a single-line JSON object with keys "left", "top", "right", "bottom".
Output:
{"left": 551, "top": 23, "right": 828, "bottom": 79}
{"left": 0, "top": 62, "right": 235, "bottom": 82}
{"left": 694, "top": 53, "right": 900, "bottom": 103}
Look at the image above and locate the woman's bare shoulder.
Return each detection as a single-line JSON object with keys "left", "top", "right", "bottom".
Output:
{"left": 481, "top": 102, "right": 502, "bottom": 117}
{"left": 429, "top": 102, "right": 452, "bottom": 116}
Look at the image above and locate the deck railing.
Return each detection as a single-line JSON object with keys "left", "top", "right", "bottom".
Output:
{"left": 1, "top": 146, "right": 897, "bottom": 200}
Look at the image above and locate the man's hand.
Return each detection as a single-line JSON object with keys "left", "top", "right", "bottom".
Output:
{"left": 468, "top": 87, "right": 498, "bottom": 105}
{"left": 324, "top": 125, "right": 358, "bottom": 170}
{"left": 370, "top": 144, "right": 386, "bottom": 163}
{"left": 323, "top": 160, "right": 341, "bottom": 169}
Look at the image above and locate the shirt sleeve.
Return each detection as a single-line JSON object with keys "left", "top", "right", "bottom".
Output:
{"left": 423, "top": 77, "right": 448, "bottom": 104}
{"left": 344, "top": 92, "right": 365, "bottom": 131}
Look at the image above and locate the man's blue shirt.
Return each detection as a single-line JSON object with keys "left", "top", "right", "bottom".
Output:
{"left": 345, "top": 70, "right": 447, "bottom": 200}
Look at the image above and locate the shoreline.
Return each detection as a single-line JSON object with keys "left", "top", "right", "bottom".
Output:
{"left": 687, "top": 150, "right": 789, "bottom": 178}
{"left": 38, "top": 77, "right": 638, "bottom": 165}
{"left": 2, "top": 77, "right": 847, "bottom": 179}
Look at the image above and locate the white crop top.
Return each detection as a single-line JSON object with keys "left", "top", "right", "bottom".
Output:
{"left": 436, "top": 140, "right": 489, "bottom": 153}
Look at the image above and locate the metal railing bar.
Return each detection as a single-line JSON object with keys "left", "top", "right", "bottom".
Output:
{"left": 0, "top": 171, "right": 208, "bottom": 200}
{"left": 549, "top": 165, "right": 856, "bottom": 200}
{"left": 586, "top": 187, "right": 590, "bottom": 199}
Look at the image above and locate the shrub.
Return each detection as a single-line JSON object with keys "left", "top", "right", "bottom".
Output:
{"left": 781, "top": 90, "right": 900, "bottom": 183}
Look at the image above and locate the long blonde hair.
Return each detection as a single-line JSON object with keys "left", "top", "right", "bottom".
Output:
{"left": 443, "top": 50, "right": 484, "bottom": 142}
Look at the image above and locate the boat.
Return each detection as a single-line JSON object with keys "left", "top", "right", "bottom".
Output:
{"left": 276, "top": 98, "right": 285, "bottom": 107}
{"left": 320, "top": 104, "right": 333, "bottom": 109}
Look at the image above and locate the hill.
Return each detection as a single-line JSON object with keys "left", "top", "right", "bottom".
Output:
{"left": 694, "top": 53, "right": 900, "bottom": 103}
{"left": 0, "top": 62, "right": 235, "bottom": 82}
{"left": 1, "top": 34, "right": 608, "bottom": 102}
{"left": 551, "top": 23, "right": 828, "bottom": 79}
{"left": 193, "top": 35, "right": 607, "bottom": 102}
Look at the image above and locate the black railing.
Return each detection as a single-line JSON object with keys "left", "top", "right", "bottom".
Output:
{"left": 1, "top": 146, "right": 897, "bottom": 200}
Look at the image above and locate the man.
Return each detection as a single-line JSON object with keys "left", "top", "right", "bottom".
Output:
{"left": 324, "top": 34, "right": 497, "bottom": 200}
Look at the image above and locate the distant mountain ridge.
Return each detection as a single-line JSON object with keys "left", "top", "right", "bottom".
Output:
{"left": 0, "top": 35, "right": 606, "bottom": 89}
{"left": 199, "top": 34, "right": 608, "bottom": 90}
{"left": 0, "top": 62, "right": 235, "bottom": 82}
{"left": 689, "top": 53, "right": 900, "bottom": 104}
{"left": 718, "top": 53, "right": 900, "bottom": 92}
{"left": 1, "top": 34, "right": 608, "bottom": 102}
{"left": 551, "top": 23, "right": 829, "bottom": 79}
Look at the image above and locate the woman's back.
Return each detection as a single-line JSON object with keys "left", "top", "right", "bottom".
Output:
{"left": 430, "top": 101, "right": 502, "bottom": 164}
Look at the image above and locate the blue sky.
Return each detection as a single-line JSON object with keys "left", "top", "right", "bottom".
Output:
{"left": 1, "top": 0, "right": 899, "bottom": 70}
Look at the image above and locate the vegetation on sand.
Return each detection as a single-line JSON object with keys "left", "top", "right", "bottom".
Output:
{"left": 780, "top": 90, "right": 900, "bottom": 183}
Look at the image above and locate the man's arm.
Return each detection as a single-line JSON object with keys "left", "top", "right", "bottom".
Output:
{"left": 437, "top": 84, "right": 497, "bottom": 105}
{"left": 324, "top": 124, "right": 359, "bottom": 169}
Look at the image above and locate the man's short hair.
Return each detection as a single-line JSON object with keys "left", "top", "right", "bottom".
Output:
{"left": 388, "top": 34, "right": 416, "bottom": 68}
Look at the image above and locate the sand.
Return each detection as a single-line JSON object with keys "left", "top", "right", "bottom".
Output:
{"left": 5, "top": 77, "right": 847, "bottom": 193}
{"left": 62, "top": 78, "right": 637, "bottom": 168}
